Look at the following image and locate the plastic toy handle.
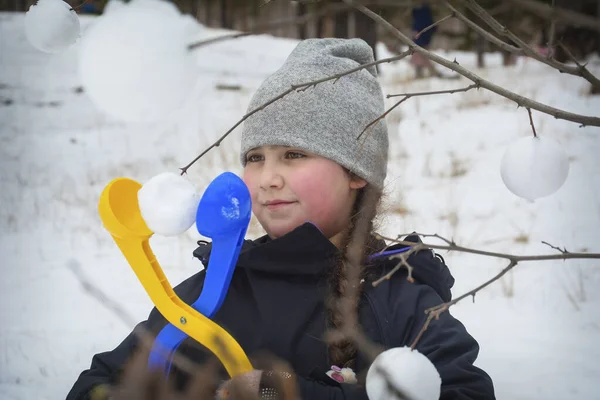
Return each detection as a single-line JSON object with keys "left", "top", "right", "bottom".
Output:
{"left": 149, "top": 230, "right": 247, "bottom": 375}
{"left": 197, "top": 231, "right": 245, "bottom": 318}
{"left": 98, "top": 178, "right": 253, "bottom": 377}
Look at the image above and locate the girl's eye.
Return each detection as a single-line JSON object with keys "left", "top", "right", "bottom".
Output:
{"left": 286, "top": 151, "right": 305, "bottom": 159}
{"left": 246, "top": 154, "right": 263, "bottom": 163}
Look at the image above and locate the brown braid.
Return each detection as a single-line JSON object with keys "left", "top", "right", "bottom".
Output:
{"left": 327, "top": 185, "right": 382, "bottom": 369}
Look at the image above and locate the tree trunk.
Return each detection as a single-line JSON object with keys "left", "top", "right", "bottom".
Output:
{"left": 476, "top": 34, "right": 485, "bottom": 68}
{"left": 297, "top": 2, "right": 308, "bottom": 39}
{"left": 354, "top": 9, "right": 378, "bottom": 60}
{"left": 220, "top": 0, "right": 232, "bottom": 29}
{"left": 334, "top": 9, "right": 349, "bottom": 38}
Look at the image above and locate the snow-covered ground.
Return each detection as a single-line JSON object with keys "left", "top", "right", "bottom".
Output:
{"left": 1, "top": 8, "right": 600, "bottom": 400}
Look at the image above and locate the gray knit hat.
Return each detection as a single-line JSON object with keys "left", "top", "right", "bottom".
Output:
{"left": 240, "top": 38, "right": 388, "bottom": 190}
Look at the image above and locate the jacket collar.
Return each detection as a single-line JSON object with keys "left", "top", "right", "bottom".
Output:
{"left": 193, "top": 222, "right": 340, "bottom": 276}
{"left": 192, "top": 224, "right": 455, "bottom": 300}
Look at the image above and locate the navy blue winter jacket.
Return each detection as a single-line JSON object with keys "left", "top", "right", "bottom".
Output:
{"left": 66, "top": 222, "right": 495, "bottom": 399}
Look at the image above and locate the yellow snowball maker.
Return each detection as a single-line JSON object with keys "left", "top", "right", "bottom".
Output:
{"left": 98, "top": 177, "right": 252, "bottom": 377}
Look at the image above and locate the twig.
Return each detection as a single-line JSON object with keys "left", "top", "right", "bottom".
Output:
{"left": 358, "top": 96, "right": 410, "bottom": 139}
{"left": 558, "top": 41, "right": 589, "bottom": 73}
{"left": 375, "top": 232, "right": 600, "bottom": 262}
{"left": 541, "top": 241, "right": 569, "bottom": 254}
{"left": 371, "top": 245, "right": 424, "bottom": 287}
{"left": 343, "top": 0, "right": 600, "bottom": 127}
{"left": 410, "top": 308, "right": 444, "bottom": 350}
{"left": 415, "top": 13, "right": 454, "bottom": 40}
{"left": 187, "top": 3, "right": 352, "bottom": 50}
{"left": 445, "top": 2, "right": 523, "bottom": 55}
{"left": 360, "top": 84, "right": 479, "bottom": 139}
{"left": 504, "top": 0, "right": 600, "bottom": 34}
{"left": 67, "top": 259, "right": 201, "bottom": 378}
{"left": 70, "top": 0, "right": 92, "bottom": 12}
{"left": 387, "top": 83, "right": 479, "bottom": 98}
{"left": 410, "top": 259, "right": 516, "bottom": 348}
{"left": 438, "top": 260, "right": 518, "bottom": 308}
{"left": 374, "top": 232, "right": 598, "bottom": 346}
{"left": 180, "top": 50, "right": 413, "bottom": 173}
{"left": 527, "top": 108, "right": 537, "bottom": 138}
{"left": 458, "top": 0, "right": 600, "bottom": 89}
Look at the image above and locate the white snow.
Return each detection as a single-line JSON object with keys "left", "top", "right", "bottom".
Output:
{"left": 24, "top": 0, "right": 80, "bottom": 53}
{"left": 500, "top": 136, "right": 570, "bottom": 201}
{"left": 221, "top": 197, "right": 240, "bottom": 220}
{"left": 138, "top": 172, "right": 200, "bottom": 237}
{"left": 1, "top": 6, "right": 600, "bottom": 400}
{"left": 78, "top": 0, "right": 198, "bottom": 123}
{"left": 366, "top": 347, "right": 441, "bottom": 400}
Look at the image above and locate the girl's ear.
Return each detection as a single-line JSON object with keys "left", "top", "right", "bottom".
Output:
{"left": 349, "top": 176, "right": 367, "bottom": 190}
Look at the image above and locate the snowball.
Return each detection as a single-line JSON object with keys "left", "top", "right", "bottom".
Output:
{"left": 138, "top": 172, "right": 200, "bottom": 237}
{"left": 78, "top": 0, "right": 197, "bottom": 123}
{"left": 24, "top": 0, "right": 80, "bottom": 53}
{"left": 500, "top": 136, "right": 569, "bottom": 201}
{"left": 366, "top": 347, "right": 441, "bottom": 400}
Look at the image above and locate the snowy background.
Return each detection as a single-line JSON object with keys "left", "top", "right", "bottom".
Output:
{"left": 1, "top": 6, "right": 600, "bottom": 400}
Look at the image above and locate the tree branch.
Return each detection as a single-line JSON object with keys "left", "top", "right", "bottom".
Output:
{"left": 67, "top": 260, "right": 202, "bottom": 378}
{"left": 180, "top": 50, "right": 413, "bottom": 173}
{"left": 410, "top": 259, "right": 519, "bottom": 348}
{"left": 343, "top": 0, "right": 600, "bottom": 127}
{"left": 387, "top": 83, "right": 479, "bottom": 98}
{"left": 504, "top": 0, "right": 600, "bottom": 33}
{"left": 375, "top": 232, "right": 600, "bottom": 262}
{"left": 188, "top": 3, "right": 352, "bottom": 50}
{"left": 527, "top": 108, "right": 538, "bottom": 138}
{"left": 415, "top": 13, "right": 454, "bottom": 40}
{"left": 458, "top": 0, "right": 600, "bottom": 89}
{"left": 445, "top": 1, "right": 523, "bottom": 55}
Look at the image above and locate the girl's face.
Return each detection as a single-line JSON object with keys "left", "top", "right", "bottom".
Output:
{"left": 243, "top": 145, "right": 367, "bottom": 244}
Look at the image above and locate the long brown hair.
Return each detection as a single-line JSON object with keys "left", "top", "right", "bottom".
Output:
{"left": 326, "top": 184, "right": 382, "bottom": 368}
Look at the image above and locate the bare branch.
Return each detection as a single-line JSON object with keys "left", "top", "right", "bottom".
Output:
{"left": 180, "top": 50, "right": 413, "bottom": 173}
{"left": 359, "top": 96, "right": 410, "bottom": 139}
{"left": 558, "top": 41, "right": 590, "bottom": 74}
{"left": 458, "top": 0, "right": 600, "bottom": 89}
{"left": 387, "top": 83, "right": 479, "bottom": 98}
{"left": 415, "top": 13, "right": 454, "bottom": 40}
{"left": 410, "top": 306, "right": 445, "bottom": 350}
{"left": 188, "top": 3, "right": 352, "bottom": 50}
{"left": 343, "top": 0, "right": 600, "bottom": 127}
{"left": 375, "top": 233, "right": 600, "bottom": 263}
{"left": 411, "top": 260, "right": 516, "bottom": 348}
{"left": 541, "top": 241, "right": 569, "bottom": 254}
{"left": 445, "top": 1, "right": 523, "bottom": 55}
{"left": 504, "top": 0, "right": 600, "bottom": 33}
{"left": 67, "top": 260, "right": 202, "bottom": 378}
{"left": 527, "top": 108, "right": 538, "bottom": 138}
{"left": 444, "top": 260, "right": 518, "bottom": 308}
{"left": 360, "top": 84, "right": 479, "bottom": 140}
{"left": 371, "top": 244, "right": 425, "bottom": 287}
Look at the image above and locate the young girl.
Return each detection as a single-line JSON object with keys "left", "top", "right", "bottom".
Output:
{"left": 67, "top": 38, "right": 495, "bottom": 400}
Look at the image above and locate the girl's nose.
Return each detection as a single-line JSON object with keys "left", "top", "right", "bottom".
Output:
{"left": 259, "top": 163, "right": 284, "bottom": 190}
